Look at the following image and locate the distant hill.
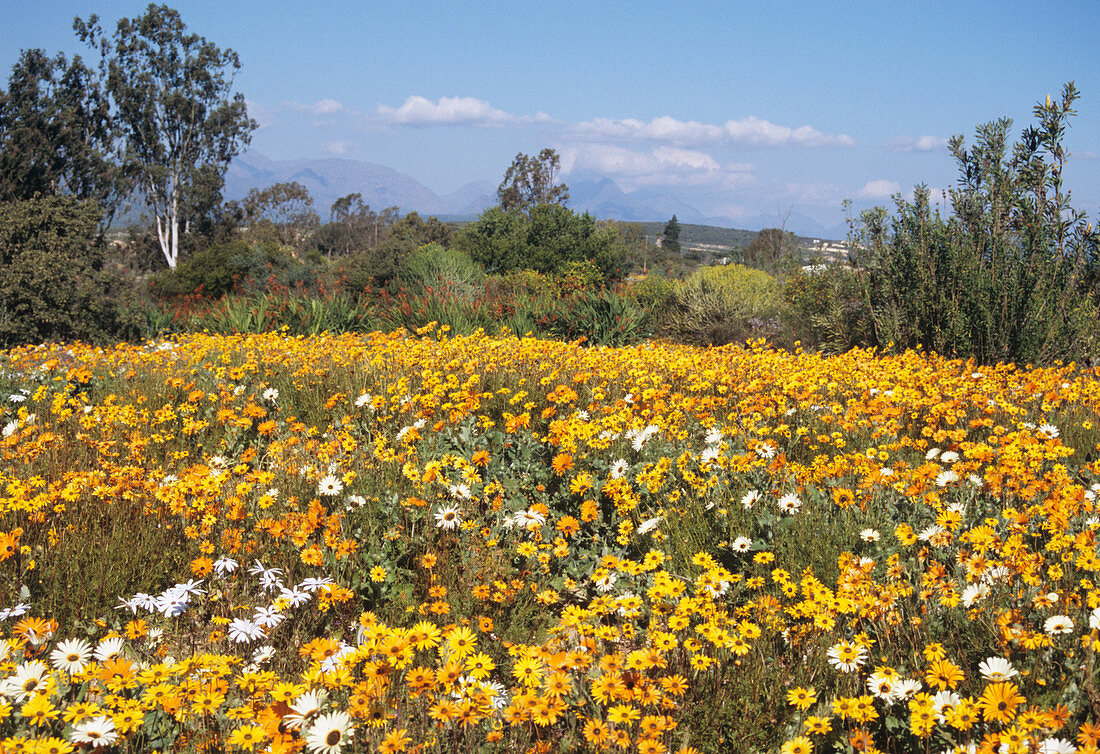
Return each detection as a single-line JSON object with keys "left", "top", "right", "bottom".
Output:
{"left": 224, "top": 153, "right": 452, "bottom": 218}
{"left": 213, "top": 153, "right": 846, "bottom": 242}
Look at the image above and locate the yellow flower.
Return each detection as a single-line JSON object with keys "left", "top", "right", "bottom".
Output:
{"left": 781, "top": 736, "right": 814, "bottom": 754}
{"left": 787, "top": 687, "right": 817, "bottom": 711}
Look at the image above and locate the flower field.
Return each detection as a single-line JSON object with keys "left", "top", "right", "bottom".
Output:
{"left": 2, "top": 327, "right": 1100, "bottom": 753}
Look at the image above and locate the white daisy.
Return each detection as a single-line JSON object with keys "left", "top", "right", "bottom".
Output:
{"left": 435, "top": 505, "right": 462, "bottom": 530}
{"left": 228, "top": 618, "right": 266, "bottom": 643}
{"left": 961, "top": 583, "right": 990, "bottom": 607}
{"left": 70, "top": 715, "right": 118, "bottom": 748}
{"left": 740, "top": 490, "right": 761, "bottom": 509}
{"left": 213, "top": 557, "right": 239, "bottom": 576}
{"left": 355, "top": 392, "right": 373, "bottom": 408}
{"left": 94, "top": 636, "right": 126, "bottom": 662}
{"left": 866, "top": 671, "right": 896, "bottom": 701}
{"left": 932, "top": 690, "right": 961, "bottom": 723}
{"left": 935, "top": 470, "right": 959, "bottom": 487}
{"left": 825, "top": 640, "right": 867, "bottom": 673}
{"left": 609, "top": 458, "right": 629, "bottom": 479}
{"left": 778, "top": 492, "right": 802, "bottom": 514}
{"left": 892, "top": 678, "right": 923, "bottom": 700}
{"left": 50, "top": 638, "right": 93, "bottom": 674}
{"left": 253, "top": 645, "right": 276, "bottom": 664}
{"left": 1038, "top": 423, "right": 1060, "bottom": 439}
{"left": 3, "top": 660, "right": 49, "bottom": 701}
{"left": 285, "top": 689, "right": 327, "bottom": 729}
{"left": 978, "top": 657, "right": 1017, "bottom": 682}
{"left": 263, "top": 387, "right": 279, "bottom": 402}
{"left": 636, "top": 517, "right": 661, "bottom": 535}
{"left": 317, "top": 475, "right": 344, "bottom": 496}
{"left": 305, "top": 708, "right": 354, "bottom": 753}
{"left": 859, "top": 528, "right": 881, "bottom": 543}
{"left": 1044, "top": 615, "right": 1074, "bottom": 635}
{"left": 731, "top": 536, "right": 752, "bottom": 553}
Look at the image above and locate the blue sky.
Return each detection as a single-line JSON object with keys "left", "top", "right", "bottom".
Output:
{"left": 3, "top": 1, "right": 1099, "bottom": 231}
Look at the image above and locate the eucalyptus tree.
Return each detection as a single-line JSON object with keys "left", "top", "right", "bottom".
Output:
{"left": 75, "top": 4, "right": 256, "bottom": 268}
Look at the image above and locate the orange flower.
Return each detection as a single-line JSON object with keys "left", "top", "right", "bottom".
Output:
{"left": 551, "top": 453, "right": 574, "bottom": 475}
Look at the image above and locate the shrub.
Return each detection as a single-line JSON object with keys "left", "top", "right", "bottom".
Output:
{"left": 660, "top": 264, "right": 783, "bottom": 346}
{"left": 851, "top": 83, "right": 1100, "bottom": 365}
{"left": 151, "top": 239, "right": 298, "bottom": 299}
{"left": 553, "top": 259, "right": 604, "bottom": 296}
{"left": 400, "top": 242, "right": 484, "bottom": 298}
{"left": 458, "top": 203, "right": 627, "bottom": 282}
{"left": 782, "top": 264, "right": 873, "bottom": 353}
{"left": 0, "top": 196, "right": 141, "bottom": 346}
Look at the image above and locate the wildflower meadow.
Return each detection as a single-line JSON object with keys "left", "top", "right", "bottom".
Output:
{"left": 2, "top": 326, "right": 1100, "bottom": 753}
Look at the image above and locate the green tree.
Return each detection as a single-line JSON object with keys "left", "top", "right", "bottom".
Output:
{"left": 458, "top": 203, "right": 626, "bottom": 282}
{"left": 0, "top": 196, "right": 138, "bottom": 345}
{"left": 497, "top": 148, "right": 569, "bottom": 214}
{"left": 0, "top": 48, "right": 124, "bottom": 221}
{"left": 242, "top": 181, "right": 319, "bottom": 252}
{"left": 662, "top": 215, "right": 681, "bottom": 256}
{"left": 75, "top": 4, "right": 256, "bottom": 269}
{"left": 744, "top": 228, "right": 797, "bottom": 272}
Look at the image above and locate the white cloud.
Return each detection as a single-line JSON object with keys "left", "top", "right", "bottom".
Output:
{"left": 572, "top": 116, "right": 724, "bottom": 144}
{"left": 859, "top": 180, "right": 902, "bottom": 200}
{"left": 883, "top": 134, "right": 948, "bottom": 153}
{"left": 724, "top": 116, "right": 855, "bottom": 148}
{"left": 373, "top": 95, "right": 550, "bottom": 127}
{"left": 559, "top": 143, "right": 753, "bottom": 189}
{"left": 786, "top": 182, "right": 843, "bottom": 205}
{"left": 286, "top": 98, "right": 344, "bottom": 115}
{"left": 324, "top": 140, "right": 353, "bottom": 155}
{"left": 245, "top": 99, "right": 275, "bottom": 129}
{"left": 570, "top": 114, "right": 854, "bottom": 148}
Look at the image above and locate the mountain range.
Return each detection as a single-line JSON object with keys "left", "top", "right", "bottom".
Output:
{"left": 224, "top": 153, "right": 847, "bottom": 240}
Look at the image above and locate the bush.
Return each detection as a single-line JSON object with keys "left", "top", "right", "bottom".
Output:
{"left": 458, "top": 204, "right": 627, "bottom": 282}
{"left": 151, "top": 239, "right": 300, "bottom": 299}
{"left": 660, "top": 265, "right": 782, "bottom": 346}
{"left": 783, "top": 265, "right": 873, "bottom": 353}
{"left": 400, "top": 243, "right": 484, "bottom": 298}
{"left": 851, "top": 83, "right": 1100, "bottom": 365}
{"left": 0, "top": 196, "right": 141, "bottom": 346}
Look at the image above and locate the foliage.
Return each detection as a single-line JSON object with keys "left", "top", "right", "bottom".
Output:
{"left": 151, "top": 239, "right": 299, "bottom": 299}
{"left": 743, "top": 227, "right": 801, "bottom": 275}
{"left": 399, "top": 243, "right": 484, "bottom": 298}
{"left": 661, "top": 264, "right": 783, "bottom": 346}
{"left": 318, "top": 194, "right": 402, "bottom": 258}
{"left": 496, "top": 147, "right": 569, "bottom": 214}
{"left": 0, "top": 49, "right": 124, "bottom": 221}
{"left": 783, "top": 264, "right": 875, "bottom": 353}
{"left": 75, "top": 4, "right": 257, "bottom": 269}
{"left": 0, "top": 196, "right": 141, "bottom": 346}
{"left": 662, "top": 214, "right": 682, "bottom": 256}
{"left": 242, "top": 181, "right": 320, "bottom": 252}
{"left": 459, "top": 203, "right": 627, "bottom": 282}
{"left": 852, "top": 82, "right": 1100, "bottom": 365}
{"left": 553, "top": 258, "right": 604, "bottom": 296}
